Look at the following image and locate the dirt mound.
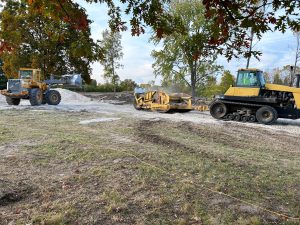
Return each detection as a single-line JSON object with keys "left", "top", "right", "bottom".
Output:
{"left": 0, "top": 93, "right": 6, "bottom": 104}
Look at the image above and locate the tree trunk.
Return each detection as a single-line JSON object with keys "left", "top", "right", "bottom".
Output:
{"left": 190, "top": 64, "right": 196, "bottom": 99}
{"left": 246, "top": 28, "right": 254, "bottom": 69}
{"left": 112, "top": 61, "right": 116, "bottom": 93}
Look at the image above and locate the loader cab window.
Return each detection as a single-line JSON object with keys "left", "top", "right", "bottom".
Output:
{"left": 19, "top": 70, "right": 33, "bottom": 79}
{"left": 236, "top": 71, "right": 261, "bottom": 87}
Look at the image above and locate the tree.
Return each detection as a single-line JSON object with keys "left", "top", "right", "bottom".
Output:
{"left": 278, "top": 65, "right": 300, "bottom": 86}
{"left": 119, "top": 79, "right": 137, "bottom": 91}
{"left": 202, "top": 0, "right": 300, "bottom": 60}
{"left": 90, "top": 79, "right": 97, "bottom": 87}
{"left": 0, "top": 0, "right": 100, "bottom": 82}
{"left": 100, "top": 29, "right": 123, "bottom": 93}
{"left": 290, "top": 31, "right": 300, "bottom": 86}
{"left": 198, "top": 76, "right": 221, "bottom": 98}
{"left": 263, "top": 71, "right": 272, "bottom": 83}
{"left": 273, "top": 72, "right": 283, "bottom": 85}
{"left": 151, "top": 0, "right": 222, "bottom": 98}
{"left": 18, "top": 0, "right": 299, "bottom": 62}
{"left": 219, "top": 71, "right": 235, "bottom": 93}
{"left": 0, "top": 59, "right": 3, "bottom": 75}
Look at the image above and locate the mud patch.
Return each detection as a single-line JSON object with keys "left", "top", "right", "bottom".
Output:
{"left": 0, "top": 180, "right": 32, "bottom": 206}
{"left": 0, "top": 140, "right": 40, "bottom": 157}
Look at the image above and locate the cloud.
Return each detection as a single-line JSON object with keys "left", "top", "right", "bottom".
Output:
{"left": 217, "top": 30, "right": 297, "bottom": 78}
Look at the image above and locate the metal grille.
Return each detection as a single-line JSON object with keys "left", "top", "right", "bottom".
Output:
{"left": 8, "top": 79, "right": 22, "bottom": 93}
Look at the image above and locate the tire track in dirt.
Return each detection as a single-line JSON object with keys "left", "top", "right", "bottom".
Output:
{"left": 181, "top": 121, "right": 300, "bottom": 154}
{"left": 134, "top": 119, "right": 253, "bottom": 167}
{"left": 133, "top": 120, "right": 300, "bottom": 223}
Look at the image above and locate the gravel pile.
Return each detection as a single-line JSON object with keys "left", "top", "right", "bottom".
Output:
{"left": 0, "top": 93, "right": 6, "bottom": 104}
{"left": 56, "top": 88, "right": 91, "bottom": 103}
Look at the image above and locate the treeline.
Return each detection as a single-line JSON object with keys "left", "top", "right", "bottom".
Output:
{"left": 159, "top": 70, "right": 235, "bottom": 99}
{"left": 264, "top": 66, "right": 300, "bottom": 86}
{"left": 83, "top": 79, "right": 137, "bottom": 92}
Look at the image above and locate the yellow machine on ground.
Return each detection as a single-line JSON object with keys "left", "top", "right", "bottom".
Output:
{"left": 1, "top": 68, "right": 82, "bottom": 106}
{"left": 134, "top": 88, "right": 194, "bottom": 113}
{"left": 210, "top": 68, "right": 300, "bottom": 124}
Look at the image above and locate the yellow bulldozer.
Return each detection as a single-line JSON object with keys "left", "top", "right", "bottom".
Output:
{"left": 210, "top": 68, "right": 300, "bottom": 124}
{"left": 133, "top": 88, "right": 208, "bottom": 113}
{"left": 0, "top": 68, "right": 82, "bottom": 106}
{"left": 134, "top": 88, "right": 194, "bottom": 113}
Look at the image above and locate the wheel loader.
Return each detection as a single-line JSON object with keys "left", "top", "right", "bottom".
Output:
{"left": 210, "top": 68, "right": 300, "bottom": 124}
{"left": 0, "top": 68, "right": 81, "bottom": 106}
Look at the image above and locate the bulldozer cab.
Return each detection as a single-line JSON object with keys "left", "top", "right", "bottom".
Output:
{"left": 224, "top": 69, "right": 265, "bottom": 97}
{"left": 236, "top": 69, "right": 265, "bottom": 88}
{"left": 19, "top": 68, "right": 41, "bottom": 81}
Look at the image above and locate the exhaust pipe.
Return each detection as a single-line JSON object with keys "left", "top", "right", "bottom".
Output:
{"left": 296, "top": 74, "right": 300, "bottom": 88}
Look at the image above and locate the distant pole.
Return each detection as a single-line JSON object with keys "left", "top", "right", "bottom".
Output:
{"left": 290, "top": 66, "right": 294, "bottom": 87}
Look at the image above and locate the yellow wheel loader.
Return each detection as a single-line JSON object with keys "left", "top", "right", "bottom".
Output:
{"left": 210, "top": 68, "right": 300, "bottom": 124}
{"left": 134, "top": 88, "right": 193, "bottom": 113}
{"left": 0, "top": 68, "right": 82, "bottom": 106}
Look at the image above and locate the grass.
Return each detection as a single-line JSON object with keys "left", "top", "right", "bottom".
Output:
{"left": 0, "top": 109, "right": 299, "bottom": 224}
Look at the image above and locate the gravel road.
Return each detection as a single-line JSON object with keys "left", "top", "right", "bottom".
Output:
{"left": 1, "top": 88, "right": 300, "bottom": 135}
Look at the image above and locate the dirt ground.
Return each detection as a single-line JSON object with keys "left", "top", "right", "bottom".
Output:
{"left": 0, "top": 90, "right": 299, "bottom": 225}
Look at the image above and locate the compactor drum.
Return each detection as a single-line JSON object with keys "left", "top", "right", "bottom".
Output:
{"left": 210, "top": 69, "right": 300, "bottom": 124}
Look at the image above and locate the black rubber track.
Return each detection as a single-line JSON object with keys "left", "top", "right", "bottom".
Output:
{"left": 256, "top": 106, "right": 278, "bottom": 125}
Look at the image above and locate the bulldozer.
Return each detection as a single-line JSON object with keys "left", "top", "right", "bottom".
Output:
{"left": 210, "top": 68, "right": 300, "bottom": 124}
{"left": 0, "top": 68, "right": 81, "bottom": 106}
{"left": 134, "top": 88, "right": 193, "bottom": 113}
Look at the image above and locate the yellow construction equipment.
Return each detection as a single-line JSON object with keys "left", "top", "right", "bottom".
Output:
{"left": 134, "top": 88, "right": 208, "bottom": 112}
{"left": 1, "top": 68, "right": 82, "bottom": 106}
{"left": 210, "top": 68, "right": 300, "bottom": 124}
{"left": 134, "top": 88, "right": 193, "bottom": 112}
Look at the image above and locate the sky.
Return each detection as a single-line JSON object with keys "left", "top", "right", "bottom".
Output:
{"left": 76, "top": 0, "right": 298, "bottom": 85}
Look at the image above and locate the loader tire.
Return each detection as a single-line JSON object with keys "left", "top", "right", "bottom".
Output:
{"left": 6, "top": 97, "right": 20, "bottom": 105}
{"left": 256, "top": 106, "right": 278, "bottom": 125}
{"left": 45, "top": 90, "right": 61, "bottom": 105}
{"left": 29, "top": 88, "right": 43, "bottom": 106}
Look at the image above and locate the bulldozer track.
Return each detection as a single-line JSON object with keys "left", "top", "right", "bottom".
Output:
{"left": 213, "top": 99, "right": 264, "bottom": 108}
{"left": 210, "top": 99, "right": 277, "bottom": 123}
